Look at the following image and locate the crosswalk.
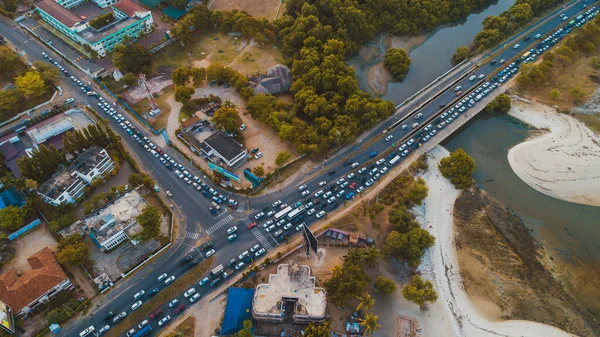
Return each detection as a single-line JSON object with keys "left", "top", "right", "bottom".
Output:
{"left": 205, "top": 214, "right": 233, "bottom": 235}
{"left": 251, "top": 228, "right": 273, "bottom": 251}
{"left": 185, "top": 232, "right": 201, "bottom": 240}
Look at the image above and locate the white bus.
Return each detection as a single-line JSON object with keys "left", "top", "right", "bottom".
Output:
{"left": 387, "top": 155, "right": 401, "bottom": 167}
{"left": 287, "top": 206, "right": 306, "bottom": 221}
{"left": 274, "top": 206, "right": 293, "bottom": 221}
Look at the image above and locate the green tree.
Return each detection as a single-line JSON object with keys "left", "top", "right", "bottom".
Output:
{"left": 384, "top": 229, "right": 435, "bottom": 267}
{"left": 234, "top": 319, "right": 253, "bottom": 337}
{"left": 373, "top": 276, "right": 397, "bottom": 295}
{"left": 174, "top": 86, "right": 194, "bottom": 104}
{"left": 0, "top": 45, "right": 23, "bottom": 77}
{"left": 355, "top": 291, "right": 375, "bottom": 312}
{"left": 324, "top": 263, "right": 369, "bottom": 308}
{"left": 32, "top": 61, "right": 60, "bottom": 84}
{"left": 549, "top": 89, "right": 561, "bottom": 100}
{"left": 252, "top": 166, "right": 265, "bottom": 177}
{"left": 452, "top": 46, "right": 470, "bottom": 65}
{"left": 15, "top": 71, "right": 46, "bottom": 97}
{"left": 592, "top": 56, "right": 600, "bottom": 69}
{"left": 438, "top": 148, "right": 476, "bottom": 189}
{"left": 361, "top": 246, "right": 382, "bottom": 268}
{"left": 275, "top": 151, "right": 292, "bottom": 167}
{"left": 171, "top": 66, "right": 191, "bottom": 86}
{"left": 484, "top": 93, "right": 511, "bottom": 113}
{"left": 383, "top": 48, "right": 411, "bottom": 82}
{"left": 56, "top": 234, "right": 89, "bottom": 266}
{"left": 407, "top": 177, "right": 428, "bottom": 205}
{"left": 359, "top": 312, "right": 382, "bottom": 337}
{"left": 46, "top": 308, "right": 70, "bottom": 324}
{"left": 388, "top": 205, "right": 420, "bottom": 233}
{"left": 112, "top": 42, "right": 152, "bottom": 74}
{"left": 136, "top": 205, "right": 162, "bottom": 241}
{"left": 303, "top": 322, "right": 330, "bottom": 337}
{"left": 402, "top": 275, "right": 438, "bottom": 307}
{"left": 190, "top": 67, "right": 206, "bottom": 85}
{"left": 212, "top": 106, "right": 242, "bottom": 133}
{"left": 121, "top": 72, "right": 138, "bottom": 86}
{"left": 0, "top": 206, "right": 27, "bottom": 231}
{"left": 569, "top": 87, "right": 586, "bottom": 104}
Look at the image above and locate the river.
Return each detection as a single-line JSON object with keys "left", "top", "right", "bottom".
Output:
{"left": 348, "top": 0, "right": 516, "bottom": 99}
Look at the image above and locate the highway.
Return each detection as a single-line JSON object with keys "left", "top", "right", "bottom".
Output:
{"left": 2, "top": 0, "right": 598, "bottom": 335}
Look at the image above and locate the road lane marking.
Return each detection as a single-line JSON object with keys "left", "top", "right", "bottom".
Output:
{"left": 205, "top": 214, "right": 233, "bottom": 235}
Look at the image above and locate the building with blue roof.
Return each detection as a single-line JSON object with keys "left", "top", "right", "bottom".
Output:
{"left": 221, "top": 288, "right": 255, "bottom": 336}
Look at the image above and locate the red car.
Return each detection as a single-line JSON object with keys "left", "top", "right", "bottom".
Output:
{"left": 247, "top": 222, "right": 257, "bottom": 230}
{"left": 174, "top": 303, "right": 185, "bottom": 314}
{"left": 349, "top": 182, "right": 357, "bottom": 189}
{"left": 150, "top": 308, "right": 163, "bottom": 320}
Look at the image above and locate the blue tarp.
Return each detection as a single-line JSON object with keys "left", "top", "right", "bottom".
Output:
{"left": 162, "top": 6, "right": 186, "bottom": 20}
{"left": 221, "top": 288, "right": 255, "bottom": 336}
{"left": 0, "top": 187, "right": 25, "bottom": 208}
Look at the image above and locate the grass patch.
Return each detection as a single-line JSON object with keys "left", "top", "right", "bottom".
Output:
{"left": 574, "top": 113, "right": 600, "bottom": 134}
{"left": 131, "top": 98, "right": 152, "bottom": 114}
{"left": 148, "top": 86, "right": 174, "bottom": 130}
{"left": 104, "top": 257, "right": 215, "bottom": 337}
{"left": 170, "top": 316, "right": 195, "bottom": 337}
{"left": 100, "top": 76, "right": 130, "bottom": 95}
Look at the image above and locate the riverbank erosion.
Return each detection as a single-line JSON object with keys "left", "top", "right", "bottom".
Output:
{"left": 453, "top": 186, "right": 597, "bottom": 336}
{"left": 507, "top": 99, "right": 600, "bottom": 207}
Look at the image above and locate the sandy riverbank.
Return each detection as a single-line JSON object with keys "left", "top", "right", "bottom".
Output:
{"left": 411, "top": 145, "right": 578, "bottom": 337}
{"left": 507, "top": 99, "right": 600, "bottom": 207}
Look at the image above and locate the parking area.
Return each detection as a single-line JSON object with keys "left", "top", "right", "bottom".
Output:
{"left": 88, "top": 237, "right": 162, "bottom": 281}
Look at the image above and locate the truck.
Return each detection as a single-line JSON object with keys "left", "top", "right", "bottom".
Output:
{"left": 132, "top": 325, "right": 152, "bottom": 337}
{"left": 222, "top": 269, "right": 235, "bottom": 279}
{"left": 210, "top": 264, "right": 224, "bottom": 278}
{"left": 520, "top": 51, "right": 531, "bottom": 60}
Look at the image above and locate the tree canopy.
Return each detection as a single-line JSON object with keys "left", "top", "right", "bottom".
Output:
{"left": 373, "top": 276, "right": 397, "bottom": 294}
{"left": 452, "top": 46, "right": 470, "bottom": 65}
{"left": 275, "top": 151, "right": 292, "bottom": 167}
{"left": 136, "top": 205, "right": 162, "bottom": 241}
{"left": 213, "top": 106, "right": 243, "bottom": 133}
{"left": 484, "top": 93, "right": 511, "bottom": 113}
{"left": 174, "top": 86, "right": 195, "bottom": 104}
{"left": 325, "top": 262, "right": 369, "bottom": 308}
{"left": 304, "top": 322, "right": 330, "bottom": 337}
{"left": 15, "top": 71, "right": 46, "bottom": 97}
{"left": 56, "top": 234, "right": 89, "bottom": 266}
{"left": 438, "top": 148, "right": 476, "bottom": 189}
{"left": 402, "top": 275, "right": 438, "bottom": 307}
{"left": 384, "top": 228, "right": 435, "bottom": 267}
{"left": 384, "top": 48, "right": 411, "bottom": 82}
{"left": 0, "top": 206, "right": 27, "bottom": 232}
{"left": 112, "top": 42, "right": 152, "bottom": 74}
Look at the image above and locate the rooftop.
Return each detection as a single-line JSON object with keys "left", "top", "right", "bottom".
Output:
{"left": 112, "top": 0, "right": 147, "bottom": 17}
{"left": 0, "top": 140, "right": 27, "bottom": 178}
{"left": 202, "top": 132, "right": 246, "bottom": 162}
{"left": 0, "top": 248, "right": 68, "bottom": 313}
{"left": 253, "top": 263, "right": 326, "bottom": 319}
{"left": 35, "top": 0, "right": 83, "bottom": 27}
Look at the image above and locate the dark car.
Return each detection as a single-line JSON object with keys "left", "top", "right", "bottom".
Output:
{"left": 227, "top": 258, "right": 237, "bottom": 267}
{"left": 103, "top": 311, "right": 115, "bottom": 321}
{"left": 190, "top": 259, "right": 200, "bottom": 266}
{"left": 149, "top": 308, "right": 163, "bottom": 320}
{"left": 328, "top": 169, "right": 337, "bottom": 175}
{"left": 174, "top": 303, "right": 185, "bottom": 314}
{"left": 148, "top": 288, "right": 159, "bottom": 297}
{"left": 200, "top": 241, "right": 214, "bottom": 251}
{"left": 343, "top": 160, "right": 351, "bottom": 166}
{"left": 329, "top": 203, "right": 339, "bottom": 211}
{"left": 180, "top": 255, "right": 193, "bottom": 264}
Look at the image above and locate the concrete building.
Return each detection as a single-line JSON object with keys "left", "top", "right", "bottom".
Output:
{"left": 37, "top": 146, "right": 115, "bottom": 205}
{"left": 200, "top": 132, "right": 247, "bottom": 169}
{"left": 0, "top": 248, "right": 72, "bottom": 316}
{"left": 35, "top": 0, "right": 154, "bottom": 57}
{"left": 60, "top": 189, "right": 147, "bottom": 251}
{"left": 251, "top": 64, "right": 292, "bottom": 95}
{"left": 252, "top": 263, "right": 327, "bottom": 324}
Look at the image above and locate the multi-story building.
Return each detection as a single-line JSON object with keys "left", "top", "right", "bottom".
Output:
{"left": 35, "top": 0, "right": 154, "bottom": 57}
{"left": 252, "top": 263, "right": 327, "bottom": 324}
{"left": 0, "top": 248, "right": 72, "bottom": 316}
{"left": 37, "top": 146, "right": 115, "bottom": 205}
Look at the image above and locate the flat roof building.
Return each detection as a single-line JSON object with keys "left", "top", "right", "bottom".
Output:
{"left": 37, "top": 146, "right": 115, "bottom": 205}
{"left": 200, "top": 132, "right": 247, "bottom": 169}
{"left": 252, "top": 263, "right": 327, "bottom": 324}
{"left": 35, "top": 0, "right": 154, "bottom": 58}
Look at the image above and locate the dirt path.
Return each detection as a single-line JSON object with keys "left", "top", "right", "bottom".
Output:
{"left": 0, "top": 225, "right": 58, "bottom": 274}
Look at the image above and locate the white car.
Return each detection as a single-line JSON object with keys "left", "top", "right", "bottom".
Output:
{"left": 469, "top": 75, "right": 476, "bottom": 81}
{"left": 358, "top": 167, "right": 367, "bottom": 174}
{"left": 131, "top": 301, "right": 142, "bottom": 311}
{"left": 262, "top": 220, "right": 274, "bottom": 228}
{"left": 239, "top": 124, "right": 247, "bottom": 131}
{"left": 205, "top": 249, "right": 215, "bottom": 258}
{"left": 97, "top": 325, "right": 110, "bottom": 336}
{"left": 350, "top": 162, "right": 359, "bottom": 168}
{"left": 301, "top": 189, "right": 310, "bottom": 197}
{"left": 307, "top": 208, "right": 316, "bottom": 215}
{"left": 385, "top": 135, "right": 393, "bottom": 141}
{"left": 168, "top": 299, "right": 179, "bottom": 308}
{"left": 184, "top": 288, "right": 196, "bottom": 298}
{"left": 336, "top": 190, "right": 345, "bottom": 198}
{"left": 298, "top": 184, "right": 307, "bottom": 191}
{"left": 235, "top": 261, "right": 245, "bottom": 270}
{"left": 133, "top": 290, "right": 145, "bottom": 300}
{"left": 336, "top": 178, "right": 345, "bottom": 185}
{"left": 314, "top": 190, "right": 324, "bottom": 197}
{"left": 158, "top": 315, "right": 171, "bottom": 327}
{"left": 164, "top": 275, "right": 175, "bottom": 285}
{"left": 284, "top": 223, "right": 292, "bottom": 230}
{"left": 266, "top": 225, "right": 275, "bottom": 232}
{"left": 238, "top": 250, "right": 249, "bottom": 260}
{"left": 323, "top": 191, "right": 332, "bottom": 199}
{"left": 254, "top": 212, "right": 265, "bottom": 220}
{"left": 365, "top": 179, "right": 374, "bottom": 186}
{"left": 227, "top": 226, "right": 238, "bottom": 235}
{"left": 250, "top": 244, "right": 261, "bottom": 253}
{"left": 190, "top": 293, "right": 201, "bottom": 302}
{"left": 318, "top": 181, "right": 327, "bottom": 186}
{"left": 376, "top": 159, "right": 385, "bottom": 165}
{"left": 267, "top": 210, "right": 275, "bottom": 217}
{"left": 356, "top": 186, "right": 365, "bottom": 193}
{"left": 255, "top": 248, "right": 266, "bottom": 257}
{"left": 272, "top": 200, "right": 282, "bottom": 207}
{"left": 347, "top": 173, "right": 355, "bottom": 179}
{"left": 316, "top": 211, "right": 326, "bottom": 219}
{"left": 296, "top": 224, "right": 303, "bottom": 231}
{"left": 157, "top": 273, "right": 167, "bottom": 282}
{"left": 327, "top": 196, "right": 336, "bottom": 204}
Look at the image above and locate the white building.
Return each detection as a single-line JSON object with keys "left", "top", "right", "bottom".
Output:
{"left": 200, "top": 132, "right": 248, "bottom": 168}
{"left": 37, "top": 146, "right": 115, "bottom": 206}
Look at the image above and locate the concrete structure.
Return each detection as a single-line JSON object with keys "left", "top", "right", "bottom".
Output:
{"left": 60, "top": 189, "right": 147, "bottom": 251}
{"left": 200, "top": 132, "right": 247, "bottom": 169}
{"left": 35, "top": 0, "right": 154, "bottom": 57}
{"left": 252, "top": 263, "right": 327, "bottom": 324}
{"left": 37, "top": 146, "right": 115, "bottom": 205}
{"left": 25, "top": 114, "right": 74, "bottom": 145}
{"left": 0, "top": 248, "right": 72, "bottom": 316}
{"left": 251, "top": 64, "right": 292, "bottom": 95}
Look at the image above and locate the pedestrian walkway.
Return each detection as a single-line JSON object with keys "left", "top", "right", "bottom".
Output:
{"left": 251, "top": 228, "right": 273, "bottom": 251}
{"left": 185, "top": 232, "right": 201, "bottom": 240}
{"left": 205, "top": 214, "right": 233, "bottom": 235}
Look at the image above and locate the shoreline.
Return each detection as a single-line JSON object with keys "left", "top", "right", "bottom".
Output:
{"left": 506, "top": 99, "right": 600, "bottom": 207}
{"left": 412, "top": 145, "right": 578, "bottom": 337}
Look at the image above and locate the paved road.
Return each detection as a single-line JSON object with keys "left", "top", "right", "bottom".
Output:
{"left": 2, "top": 0, "right": 597, "bottom": 335}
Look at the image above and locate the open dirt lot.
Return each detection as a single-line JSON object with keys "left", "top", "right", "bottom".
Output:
{"left": 209, "top": 0, "right": 282, "bottom": 20}
{"left": 0, "top": 224, "right": 58, "bottom": 274}
{"left": 159, "top": 295, "right": 226, "bottom": 337}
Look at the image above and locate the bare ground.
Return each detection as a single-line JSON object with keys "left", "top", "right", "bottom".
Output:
{"left": 209, "top": 0, "right": 281, "bottom": 20}
{"left": 0, "top": 224, "right": 58, "bottom": 274}
{"left": 367, "top": 62, "right": 393, "bottom": 96}
{"left": 453, "top": 187, "right": 598, "bottom": 336}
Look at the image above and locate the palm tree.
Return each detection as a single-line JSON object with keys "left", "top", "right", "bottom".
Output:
{"left": 343, "top": 248, "right": 364, "bottom": 266}
{"left": 359, "top": 312, "right": 382, "bottom": 337}
{"left": 355, "top": 291, "right": 375, "bottom": 312}
{"left": 361, "top": 246, "right": 382, "bottom": 268}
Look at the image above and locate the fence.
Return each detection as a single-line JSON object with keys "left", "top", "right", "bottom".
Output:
{"left": 149, "top": 37, "right": 177, "bottom": 54}
{"left": 8, "top": 219, "right": 42, "bottom": 241}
